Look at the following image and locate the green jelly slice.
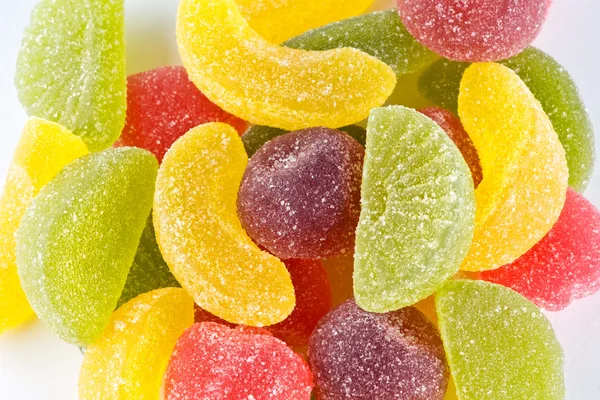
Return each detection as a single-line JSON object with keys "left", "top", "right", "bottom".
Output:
{"left": 436, "top": 280, "right": 565, "bottom": 400}
{"left": 15, "top": 0, "right": 127, "bottom": 152}
{"left": 354, "top": 106, "right": 475, "bottom": 313}
{"left": 17, "top": 148, "right": 157, "bottom": 346}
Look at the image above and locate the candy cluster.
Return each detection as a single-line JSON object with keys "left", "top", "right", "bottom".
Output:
{"left": 1, "top": 0, "right": 597, "bottom": 399}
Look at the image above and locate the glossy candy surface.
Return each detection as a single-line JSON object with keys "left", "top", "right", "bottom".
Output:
{"left": 458, "top": 63, "right": 568, "bottom": 271}
{"left": 154, "top": 123, "right": 295, "bottom": 327}
{"left": 176, "top": 0, "right": 396, "bottom": 131}
{"left": 322, "top": 254, "right": 355, "bottom": 308}
{"left": 17, "top": 148, "right": 157, "bottom": 346}
{"left": 16, "top": 0, "right": 126, "bottom": 151}
{"left": 354, "top": 106, "right": 475, "bottom": 312}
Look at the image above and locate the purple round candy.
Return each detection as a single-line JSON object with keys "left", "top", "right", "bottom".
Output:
{"left": 237, "top": 127, "right": 364, "bottom": 260}
{"left": 308, "top": 300, "right": 449, "bottom": 400}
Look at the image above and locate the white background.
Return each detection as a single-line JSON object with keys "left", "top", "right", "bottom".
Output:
{"left": 1, "top": 0, "right": 599, "bottom": 398}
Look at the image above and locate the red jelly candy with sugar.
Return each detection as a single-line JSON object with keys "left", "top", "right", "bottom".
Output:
{"left": 482, "top": 188, "right": 600, "bottom": 311}
{"left": 397, "top": 0, "right": 551, "bottom": 62}
{"left": 165, "top": 322, "right": 313, "bottom": 400}
{"left": 237, "top": 127, "right": 364, "bottom": 259}
{"left": 117, "top": 66, "right": 247, "bottom": 162}
{"left": 419, "top": 107, "right": 483, "bottom": 188}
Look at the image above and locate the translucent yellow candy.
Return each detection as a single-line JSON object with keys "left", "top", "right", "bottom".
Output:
{"left": 0, "top": 118, "right": 88, "bottom": 334}
{"left": 79, "top": 288, "right": 194, "bottom": 399}
{"left": 154, "top": 123, "right": 295, "bottom": 326}
{"left": 458, "top": 63, "right": 568, "bottom": 271}
{"left": 176, "top": 0, "right": 396, "bottom": 131}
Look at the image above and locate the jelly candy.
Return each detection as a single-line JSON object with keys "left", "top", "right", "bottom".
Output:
{"left": 165, "top": 322, "right": 313, "bottom": 399}
{"left": 15, "top": 0, "right": 126, "bottom": 152}
{"left": 397, "top": 0, "right": 550, "bottom": 62}
{"left": 238, "top": 127, "right": 364, "bottom": 260}
{"left": 242, "top": 124, "right": 366, "bottom": 158}
{"left": 176, "top": 0, "right": 396, "bottom": 131}
{"left": 237, "top": 0, "right": 372, "bottom": 44}
{"left": 482, "top": 189, "right": 600, "bottom": 311}
{"left": 117, "top": 66, "right": 247, "bottom": 162}
{"left": 419, "top": 107, "right": 483, "bottom": 188}
{"left": 308, "top": 300, "right": 449, "bottom": 400}
{"left": 0, "top": 118, "right": 88, "bottom": 334}
{"left": 117, "top": 215, "right": 180, "bottom": 309}
{"left": 16, "top": 148, "right": 157, "bottom": 346}
{"left": 418, "top": 48, "right": 594, "bottom": 191}
{"left": 436, "top": 280, "right": 565, "bottom": 400}
{"left": 154, "top": 122, "right": 295, "bottom": 326}
{"left": 354, "top": 106, "right": 475, "bottom": 313}
{"left": 283, "top": 9, "right": 437, "bottom": 77}
{"left": 322, "top": 254, "right": 354, "bottom": 307}
{"left": 79, "top": 288, "right": 194, "bottom": 399}
{"left": 458, "top": 63, "right": 568, "bottom": 272}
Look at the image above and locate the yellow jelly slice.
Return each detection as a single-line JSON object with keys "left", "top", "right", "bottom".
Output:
{"left": 176, "top": 0, "right": 396, "bottom": 131}
{"left": 458, "top": 63, "right": 568, "bottom": 271}
{"left": 154, "top": 123, "right": 295, "bottom": 326}
{"left": 0, "top": 118, "right": 88, "bottom": 334}
{"left": 79, "top": 288, "right": 194, "bottom": 399}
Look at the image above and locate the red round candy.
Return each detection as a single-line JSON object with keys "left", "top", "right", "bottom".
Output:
{"left": 482, "top": 188, "right": 600, "bottom": 311}
{"left": 117, "top": 66, "right": 247, "bottom": 162}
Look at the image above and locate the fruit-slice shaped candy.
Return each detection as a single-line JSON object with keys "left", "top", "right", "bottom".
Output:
{"left": 237, "top": 0, "right": 372, "bottom": 44}
{"left": 17, "top": 148, "right": 157, "bottom": 346}
{"left": 154, "top": 122, "right": 295, "bottom": 326}
{"left": 79, "top": 288, "right": 194, "bottom": 400}
{"left": 354, "top": 106, "right": 475, "bottom": 313}
{"left": 0, "top": 118, "right": 88, "bottom": 334}
{"left": 15, "top": 0, "right": 126, "bottom": 152}
{"left": 458, "top": 63, "right": 568, "bottom": 271}
{"left": 436, "top": 280, "right": 565, "bottom": 400}
{"left": 176, "top": 0, "right": 396, "bottom": 131}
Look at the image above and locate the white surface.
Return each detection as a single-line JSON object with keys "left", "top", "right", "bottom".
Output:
{"left": 1, "top": 0, "right": 599, "bottom": 398}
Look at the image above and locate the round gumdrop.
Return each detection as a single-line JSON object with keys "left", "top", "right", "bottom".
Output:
{"left": 396, "top": 0, "right": 551, "bottom": 62}
{"left": 308, "top": 300, "right": 449, "bottom": 400}
{"left": 237, "top": 127, "right": 364, "bottom": 259}
{"left": 164, "top": 322, "right": 313, "bottom": 400}
{"left": 117, "top": 66, "right": 247, "bottom": 162}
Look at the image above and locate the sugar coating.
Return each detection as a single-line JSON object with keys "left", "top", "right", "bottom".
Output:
{"left": 419, "top": 107, "right": 483, "bottom": 188}
{"left": 236, "top": 0, "right": 372, "bottom": 44}
{"left": 436, "top": 280, "right": 565, "bottom": 400}
{"left": 322, "top": 254, "right": 354, "bottom": 308}
{"left": 397, "top": 0, "right": 550, "bottom": 62}
{"left": 117, "top": 66, "right": 247, "bottom": 162}
{"left": 283, "top": 9, "right": 437, "bottom": 78}
{"left": 16, "top": 148, "right": 157, "bottom": 346}
{"left": 458, "top": 63, "right": 568, "bottom": 272}
{"left": 79, "top": 288, "right": 194, "bottom": 399}
{"left": 482, "top": 189, "right": 600, "bottom": 311}
{"left": 15, "top": 0, "right": 126, "bottom": 152}
{"left": 418, "top": 48, "right": 595, "bottom": 192}
{"left": 116, "top": 215, "right": 180, "bottom": 309}
{"left": 238, "top": 127, "right": 364, "bottom": 260}
{"left": 176, "top": 0, "right": 396, "bottom": 131}
{"left": 0, "top": 118, "right": 88, "bottom": 334}
{"left": 308, "top": 300, "right": 449, "bottom": 400}
{"left": 165, "top": 322, "right": 313, "bottom": 399}
{"left": 153, "top": 122, "right": 295, "bottom": 326}
{"left": 354, "top": 106, "right": 475, "bottom": 313}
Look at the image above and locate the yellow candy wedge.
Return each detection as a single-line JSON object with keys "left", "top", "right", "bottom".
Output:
{"left": 176, "top": 0, "right": 396, "bottom": 131}
{"left": 79, "top": 288, "right": 194, "bottom": 399}
{"left": 0, "top": 118, "right": 88, "bottom": 334}
{"left": 458, "top": 63, "right": 568, "bottom": 271}
{"left": 154, "top": 123, "right": 295, "bottom": 326}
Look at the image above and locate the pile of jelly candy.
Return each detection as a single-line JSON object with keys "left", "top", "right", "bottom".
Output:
{"left": 1, "top": 0, "right": 597, "bottom": 398}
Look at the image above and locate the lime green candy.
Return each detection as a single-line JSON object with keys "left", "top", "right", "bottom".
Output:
{"left": 17, "top": 148, "right": 157, "bottom": 346}
{"left": 436, "top": 280, "right": 565, "bottom": 400}
{"left": 15, "top": 0, "right": 126, "bottom": 152}
{"left": 418, "top": 47, "right": 594, "bottom": 191}
{"left": 354, "top": 106, "right": 475, "bottom": 313}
